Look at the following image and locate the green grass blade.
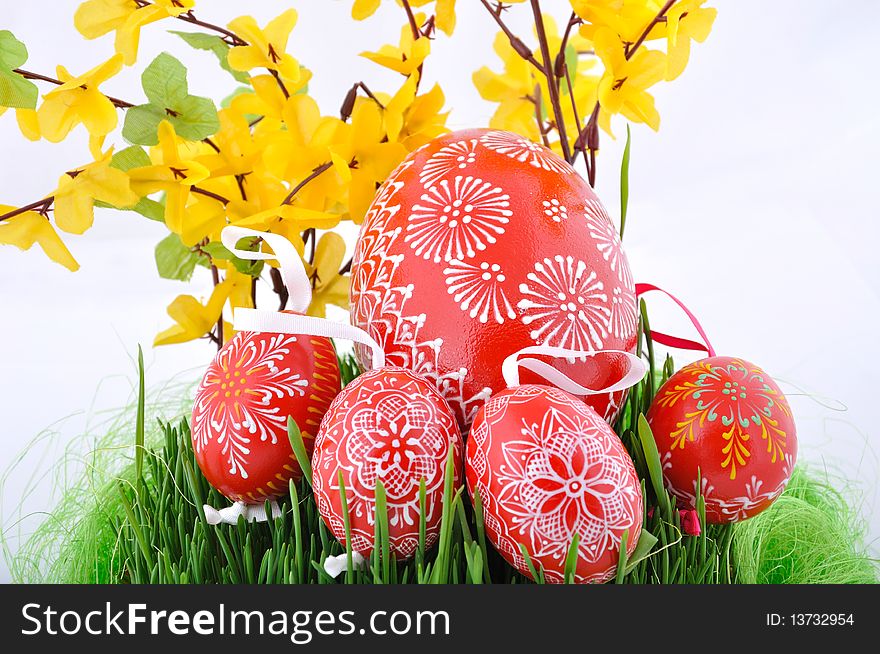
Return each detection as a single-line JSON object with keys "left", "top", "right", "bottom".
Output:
{"left": 615, "top": 529, "right": 630, "bottom": 584}
{"left": 287, "top": 417, "right": 313, "bottom": 488}
{"left": 619, "top": 123, "right": 631, "bottom": 239}
{"left": 135, "top": 345, "right": 145, "bottom": 481}
{"left": 637, "top": 415, "right": 671, "bottom": 518}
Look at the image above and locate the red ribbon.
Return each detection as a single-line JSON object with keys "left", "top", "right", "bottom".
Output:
{"left": 634, "top": 283, "right": 717, "bottom": 357}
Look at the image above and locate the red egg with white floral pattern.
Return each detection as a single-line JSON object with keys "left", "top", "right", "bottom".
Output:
{"left": 350, "top": 129, "right": 638, "bottom": 433}
{"left": 191, "top": 331, "right": 341, "bottom": 503}
{"left": 466, "top": 384, "right": 642, "bottom": 584}
{"left": 312, "top": 366, "right": 463, "bottom": 558}
{"left": 647, "top": 356, "right": 797, "bottom": 523}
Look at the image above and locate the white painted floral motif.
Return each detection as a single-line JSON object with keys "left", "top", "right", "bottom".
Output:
{"left": 351, "top": 181, "right": 493, "bottom": 430}
{"left": 443, "top": 259, "right": 516, "bottom": 324}
{"left": 496, "top": 407, "right": 641, "bottom": 564}
{"left": 418, "top": 139, "right": 478, "bottom": 187}
{"left": 584, "top": 198, "right": 633, "bottom": 287}
{"left": 518, "top": 255, "right": 611, "bottom": 350}
{"left": 404, "top": 175, "right": 512, "bottom": 263}
{"left": 312, "top": 368, "right": 461, "bottom": 557}
{"left": 191, "top": 332, "right": 309, "bottom": 479}
{"left": 479, "top": 130, "right": 575, "bottom": 173}
{"left": 608, "top": 284, "right": 638, "bottom": 339}
{"left": 542, "top": 198, "right": 568, "bottom": 222}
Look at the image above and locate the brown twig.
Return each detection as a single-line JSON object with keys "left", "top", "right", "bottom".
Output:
{"left": 191, "top": 186, "right": 231, "bottom": 205}
{"left": 400, "top": 0, "right": 421, "bottom": 40}
{"left": 210, "top": 263, "right": 223, "bottom": 350}
{"left": 553, "top": 12, "right": 581, "bottom": 81}
{"left": 529, "top": 0, "right": 572, "bottom": 162}
{"left": 530, "top": 86, "right": 551, "bottom": 148}
{"left": 626, "top": 0, "right": 675, "bottom": 58}
{"left": 269, "top": 267, "right": 289, "bottom": 310}
{"left": 339, "top": 256, "right": 353, "bottom": 276}
{"left": 572, "top": 1, "right": 676, "bottom": 180}
{"left": 176, "top": 9, "right": 247, "bottom": 46}
{"left": 14, "top": 68, "right": 134, "bottom": 109}
{"left": 133, "top": 1, "right": 246, "bottom": 46}
{"left": 281, "top": 161, "right": 333, "bottom": 205}
{"left": 341, "top": 82, "right": 385, "bottom": 120}
{"left": 0, "top": 197, "right": 53, "bottom": 223}
{"left": 479, "top": 0, "right": 542, "bottom": 70}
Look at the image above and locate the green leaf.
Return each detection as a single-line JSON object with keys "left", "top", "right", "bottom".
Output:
{"left": 122, "top": 104, "right": 167, "bottom": 146}
{"left": 110, "top": 145, "right": 151, "bottom": 171}
{"left": 201, "top": 240, "right": 264, "bottom": 277}
{"left": 619, "top": 123, "right": 632, "bottom": 238}
{"left": 172, "top": 94, "right": 220, "bottom": 141}
{"left": 142, "top": 52, "right": 189, "bottom": 107}
{"left": 154, "top": 232, "right": 200, "bottom": 281}
{"left": 170, "top": 31, "right": 250, "bottom": 84}
{"left": 123, "top": 52, "right": 219, "bottom": 145}
{"left": 0, "top": 31, "right": 38, "bottom": 109}
{"left": 130, "top": 197, "right": 165, "bottom": 222}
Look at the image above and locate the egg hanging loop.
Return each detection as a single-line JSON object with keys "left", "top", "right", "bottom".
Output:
{"left": 501, "top": 345, "right": 647, "bottom": 394}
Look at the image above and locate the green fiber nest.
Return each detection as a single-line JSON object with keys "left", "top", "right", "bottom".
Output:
{"left": 3, "top": 306, "right": 877, "bottom": 584}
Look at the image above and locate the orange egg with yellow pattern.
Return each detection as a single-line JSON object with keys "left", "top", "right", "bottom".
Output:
{"left": 191, "top": 330, "right": 341, "bottom": 503}
{"left": 646, "top": 356, "right": 797, "bottom": 523}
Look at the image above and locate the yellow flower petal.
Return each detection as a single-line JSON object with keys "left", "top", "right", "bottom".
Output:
{"left": 435, "top": 0, "right": 457, "bottom": 35}
{"left": 0, "top": 207, "right": 79, "bottom": 271}
{"left": 15, "top": 109, "right": 40, "bottom": 141}
{"left": 352, "top": 0, "right": 381, "bottom": 20}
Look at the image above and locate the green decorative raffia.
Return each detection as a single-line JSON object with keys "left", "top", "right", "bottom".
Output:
{"left": 2, "top": 339, "right": 877, "bottom": 584}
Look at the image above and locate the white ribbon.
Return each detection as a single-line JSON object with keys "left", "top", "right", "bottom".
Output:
{"left": 232, "top": 308, "right": 385, "bottom": 371}
{"left": 221, "top": 225, "right": 312, "bottom": 314}
{"left": 203, "top": 501, "right": 282, "bottom": 526}
{"left": 502, "top": 345, "right": 647, "bottom": 395}
{"left": 323, "top": 551, "right": 367, "bottom": 579}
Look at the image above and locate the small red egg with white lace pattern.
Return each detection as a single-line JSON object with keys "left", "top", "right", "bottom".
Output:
{"left": 191, "top": 330, "right": 341, "bottom": 503}
{"left": 312, "top": 366, "right": 463, "bottom": 558}
{"left": 647, "top": 356, "right": 797, "bottom": 523}
{"left": 466, "top": 384, "right": 642, "bottom": 583}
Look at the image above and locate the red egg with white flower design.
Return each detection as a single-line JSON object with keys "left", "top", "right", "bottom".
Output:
{"left": 191, "top": 331, "right": 341, "bottom": 503}
{"left": 647, "top": 356, "right": 797, "bottom": 523}
{"left": 466, "top": 384, "right": 642, "bottom": 584}
{"left": 350, "top": 129, "right": 638, "bottom": 433}
{"left": 312, "top": 366, "right": 463, "bottom": 558}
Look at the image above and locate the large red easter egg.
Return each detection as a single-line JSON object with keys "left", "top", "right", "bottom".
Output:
{"left": 350, "top": 129, "right": 638, "bottom": 433}
{"left": 647, "top": 356, "right": 797, "bottom": 523}
{"left": 312, "top": 367, "right": 463, "bottom": 558}
{"left": 466, "top": 385, "right": 642, "bottom": 583}
{"left": 191, "top": 331, "right": 341, "bottom": 503}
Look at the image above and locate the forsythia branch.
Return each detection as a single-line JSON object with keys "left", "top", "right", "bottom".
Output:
{"left": 14, "top": 68, "right": 134, "bottom": 109}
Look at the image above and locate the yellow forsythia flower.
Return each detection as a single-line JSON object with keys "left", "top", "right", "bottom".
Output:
{"left": 228, "top": 10, "right": 301, "bottom": 83}
{"left": 75, "top": 0, "right": 194, "bottom": 65}
{"left": 665, "top": 0, "right": 717, "bottom": 80}
{"left": 52, "top": 150, "right": 139, "bottom": 235}
{"left": 306, "top": 232, "right": 350, "bottom": 317}
{"left": 0, "top": 206, "right": 79, "bottom": 271}
{"left": 128, "top": 121, "right": 210, "bottom": 236}
{"left": 36, "top": 54, "right": 124, "bottom": 142}
{"left": 593, "top": 27, "right": 665, "bottom": 131}
{"left": 352, "top": 0, "right": 382, "bottom": 20}
{"left": 154, "top": 279, "right": 234, "bottom": 346}
{"left": 361, "top": 25, "right": 430, "bottom": 76}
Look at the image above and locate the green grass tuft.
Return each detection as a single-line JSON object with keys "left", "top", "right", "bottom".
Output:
{"left": 3, "top": 334, "right": 877, "bottom": 584}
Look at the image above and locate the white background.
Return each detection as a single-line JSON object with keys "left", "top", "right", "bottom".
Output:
{"left": 1, "top": 0, "right": 878, "bottom": 582}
